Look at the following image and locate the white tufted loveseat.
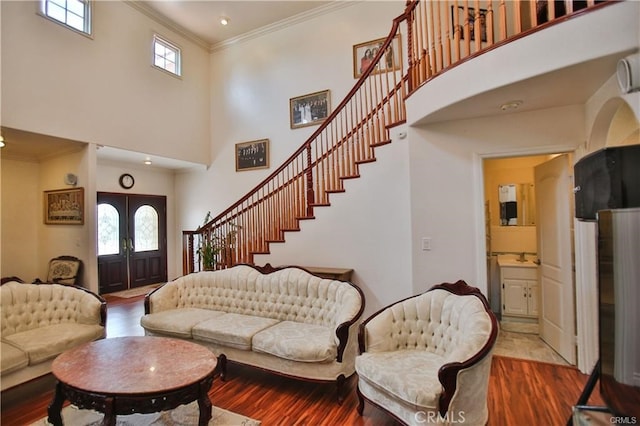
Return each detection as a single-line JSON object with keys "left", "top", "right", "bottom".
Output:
{"left": 140, "top": 264, "right": 365, "bottom": 400}
{"left": 0, "top": 279, "right": 107, "bottom": 391}
{"left": 356, "top": 280, "right": 498, "bottom": 425}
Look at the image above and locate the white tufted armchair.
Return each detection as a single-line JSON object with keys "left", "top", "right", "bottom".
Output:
{"left": 355, "top": 280, "right": 498, "bottom": 425}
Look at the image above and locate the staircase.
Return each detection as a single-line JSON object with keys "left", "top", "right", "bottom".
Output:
{"left": 183, "top": 0, "right": 614, "bottom": 274}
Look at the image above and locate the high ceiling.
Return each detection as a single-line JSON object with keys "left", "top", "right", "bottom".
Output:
{"left": 135, "top": 1, "right": 334, "bottom": 47}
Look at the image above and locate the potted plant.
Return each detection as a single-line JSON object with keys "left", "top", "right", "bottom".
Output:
{"left": 197, "top": 212, "right": 219, "bottom": 270}
{"left": 197, "top": 212, "right": 240, "bottom": 270}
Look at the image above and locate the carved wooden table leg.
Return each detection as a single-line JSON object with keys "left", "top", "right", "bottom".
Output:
{"left": 102, "top": 396, "right": 116, "bottom": 426}
{"left": 198, "top": 376, "right": 214, "bottom": 426}
{"left": 47, "top": 381, "right": 65, "bottom": 426}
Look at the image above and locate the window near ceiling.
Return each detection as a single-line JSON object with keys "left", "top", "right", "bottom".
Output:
{"left": 40, "top": 0, "right": 92, "bottom": 36}
{"left": 153, "top": 35, "right": 181, "bottom": 77}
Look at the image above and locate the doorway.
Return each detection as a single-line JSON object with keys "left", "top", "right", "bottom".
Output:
{"left": 97, "top": 192, "right": 168, "bottom": 294}
{"left": 483, "top": 153, "right": 576, "bottom": 365}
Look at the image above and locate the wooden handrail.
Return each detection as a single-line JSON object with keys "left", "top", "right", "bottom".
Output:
{"left": 183, "top": 0, "right": 616, "bottom": 274}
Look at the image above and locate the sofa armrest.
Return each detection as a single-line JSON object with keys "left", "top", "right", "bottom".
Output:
{"left": 332, "top": 282, "right": 365, "bottom": 362}
{"left": 75, "top": 286, "right": 107, "bottom": 327}
{"left": 144, "top": 281, "right": 178, "bottom": 314}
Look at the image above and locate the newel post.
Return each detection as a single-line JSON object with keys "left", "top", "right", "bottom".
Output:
{"left": 405, "top": 0, "right": 415, "bottom": 93}
{"left": 183, "top": 232, "right": 195, "bottom": 274}
{"left": 305, "top": 144, "right": 315, "bottom": 217}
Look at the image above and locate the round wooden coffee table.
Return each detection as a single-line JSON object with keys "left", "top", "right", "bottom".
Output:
{"left": 47, "top": 336, "right": 217, "bottom": 426}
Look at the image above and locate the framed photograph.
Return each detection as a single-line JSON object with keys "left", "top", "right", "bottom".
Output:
{"left": 451, "top": 6, "right": 487, "bottom": 42}
{"left": 235, "top": 139, "right": 269, "bottom": 171}
{"left": 352, "top": 35, "right": 402, "bottom": 79}
{"left": 44, "top": 187, "right": 84, "bottom": 225}
{"left": 289, "top": 90, "right": 330, "bottom": 129}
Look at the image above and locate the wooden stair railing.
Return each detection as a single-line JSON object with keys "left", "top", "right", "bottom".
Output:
{"left": 183, "top": 0, "right": 615, "bottom": 274}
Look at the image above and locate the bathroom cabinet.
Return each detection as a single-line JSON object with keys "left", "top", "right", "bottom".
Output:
{"left": 500, "top": 265, "right": 539, "bottom": 319}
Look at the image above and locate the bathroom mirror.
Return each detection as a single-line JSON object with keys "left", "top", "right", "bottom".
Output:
{"left": 499, "top": 183, "right": 536, "bottom": 226}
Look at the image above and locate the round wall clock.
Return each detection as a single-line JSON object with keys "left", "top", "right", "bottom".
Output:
{"left": 119, "top": 173, "right": 135, "bottom": 189}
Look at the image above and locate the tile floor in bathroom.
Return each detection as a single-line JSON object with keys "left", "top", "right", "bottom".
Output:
{"left": 494, "top": 320, "right": 570, "bottom": 366}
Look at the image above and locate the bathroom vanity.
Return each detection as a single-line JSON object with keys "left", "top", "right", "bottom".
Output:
{"left": 498, "top": 256, "right": 539, "bottom": 320}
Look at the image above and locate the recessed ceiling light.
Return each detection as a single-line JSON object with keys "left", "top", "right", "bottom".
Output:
{"left": 220, "top": 16, "right": 230, "bottom": 26}
{"left": 500, "top": 100, "right": 523, "bottom": 111}
{"left": 144, "top": 157, "right": 152, "bottom": 165}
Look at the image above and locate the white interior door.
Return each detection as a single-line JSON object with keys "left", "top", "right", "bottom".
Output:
{"left": 535, "top": 154, "right": 576, "bottom": 364}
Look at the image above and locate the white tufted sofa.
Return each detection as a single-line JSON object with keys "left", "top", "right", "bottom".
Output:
{"left": 0, "top": 279, "right": 107, "bottom": 391}
{"left": 141, "top": 264, "right": 365, "bottom": 400}
{"left": 356, "top": 280, "right": 498, "bottom": 425}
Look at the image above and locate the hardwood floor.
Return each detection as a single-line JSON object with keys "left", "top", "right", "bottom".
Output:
{"left": 1, "top": 294, "right": 604, "bottom": 425}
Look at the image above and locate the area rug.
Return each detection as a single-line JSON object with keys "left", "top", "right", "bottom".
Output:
{"left": 108, "top": 284, "right": 162, "bottom": 299}
{"left": 31, "top": 401, "right": 260, "bottom": 425}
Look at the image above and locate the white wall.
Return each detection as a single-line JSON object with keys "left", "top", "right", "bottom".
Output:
{"left": 1, "top": 159, "right": 40, "bottom": 281}
{"left": 1, "top": 148, "right": 90, "bottom": 284}
{"left": 1, "top": 1, "right": 211, "bottom": 165}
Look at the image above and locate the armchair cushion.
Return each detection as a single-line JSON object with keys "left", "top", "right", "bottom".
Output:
{"left": 356, "top": 349, "right": 444, "bottom": 409}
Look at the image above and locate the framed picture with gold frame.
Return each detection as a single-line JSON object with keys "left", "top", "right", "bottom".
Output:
{"left": 235, "top": 139, "right": 269, "bottom": 171}
{"left": 352, "top": 35, "right": 402, "bottom": 79}
{"left": 44, "top": 187, "right": 84, "bottom": 225}
{"left": 289, "top": 90, "right": 330, "bottom": 129}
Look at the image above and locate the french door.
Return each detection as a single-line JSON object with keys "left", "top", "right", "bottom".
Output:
{"left": 97, "top": 193, "right": 167, "bottom": 294}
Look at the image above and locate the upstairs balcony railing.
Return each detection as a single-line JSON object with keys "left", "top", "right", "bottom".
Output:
{"left": 183, "top": 0, "right": 613, "bottom": 274}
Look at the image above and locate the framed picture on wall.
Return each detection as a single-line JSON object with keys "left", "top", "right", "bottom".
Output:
{"left": 289, "top": 90, "right": 330, "bottom": 129}
{"left": 44, "top": 187, "right": 84, "bottom": 225}
{"left": 352, "top": 35, "right": 402, "bottom": 79}
{"left": 235, "top": 139, "right": 269, "bottom": 171}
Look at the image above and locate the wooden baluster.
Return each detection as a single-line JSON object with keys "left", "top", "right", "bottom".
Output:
{"left": 486, "top": 0, "right": 494, "bottom": 45}
{"left": 304, "top": 148, "right": 313, "bottom": 211}
{"left": 530, "top": 0, "right": 538, "bottom": 27}
{"left": 330, "top": 118, "right": 337, "bottom": 187}
{"left": 339, "top": 111, "right": 348, "bottom": 177}
{"left": 442, "top": 0, "right": 451, "bottom": 69}
{"left": 318, "top": 136, "right": 324, "bottom": 205}
{"left": 452, "top": 0, "right": 461, "bottom": 63}
{"left": 434, "top": 0, "right": 443, "bottom": 72}
{"left": 273, "top": 176, "right": 279, "bottom": 240}
{"left": 499, "top": 0, "right": 508, "bottom": 40}
{"left": 462, "top": 1, "right": 471, "bottom": 57}
{"left": 377, "top": 65, "right": 386, "bottom": 139}
{"left": 428, "top": 0, "right": 437, "bottom": 76}
{"left": 305, "top": 144, "right": 314, "bottom": 217}
{"left": 188, "top": 233, "right": 195, "bottom": 274}
{"left": 548, "top": 0, "right": 556, "bottom": 21}
{"left": 238, "top": 205, "right": 245, "bottom": 263}
{"left": 362, "top": 82, "right": 372, "bottom": 157}
{"left": 355, "top": 88, "right": 363, "bottom": 163}
{"left": 383, "top": 52, "right": 391, "bottom": 127}
{"left": 350, "top": 99, "right": 359, "bottom": 165}
{"left": 474, "top": 0, "right": 481, "bottom": 52}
